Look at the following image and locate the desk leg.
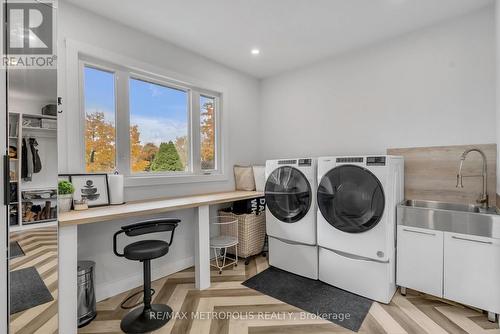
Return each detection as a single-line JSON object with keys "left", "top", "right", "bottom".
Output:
{"left": 194, "top": 205, "right": 210, "bottom": 290}
{"left": 59, "top": 224, "right": 78, "bottom": 334}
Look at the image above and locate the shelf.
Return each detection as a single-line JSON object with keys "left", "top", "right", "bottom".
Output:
{"left": 22, "top": 218, "right": 57, "bottom": 225}
{"left": 23, "top": 113, "right": 57, "bottom": 120}
{"left": 10, "top": 220, "right": 57, "bottom": 231}
{"left": 22, "top": 187, "right": 57, "bottom": 191}
{"left": 22, "top": 126, "right": 57, "bottom": 132}
{"left": 22, "top": 198, "right": 57, "bottom": 202}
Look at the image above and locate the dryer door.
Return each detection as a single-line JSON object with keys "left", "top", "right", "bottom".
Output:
{"left": 265, "top": 166, "right": 312, "bottom": 223}
{"left": 318, "top": 165, "right": 385, "bottom": 233}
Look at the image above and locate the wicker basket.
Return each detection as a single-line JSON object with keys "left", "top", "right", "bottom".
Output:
{"left": 218, "top": 210, "right": 266, "bottom": 259}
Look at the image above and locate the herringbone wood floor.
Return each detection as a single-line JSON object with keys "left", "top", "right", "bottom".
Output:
{"left": 9, "top": 226, "right": 58, "bottom": 334}
{"left": 80, "top": 255, "right": 499, "bottom": 334}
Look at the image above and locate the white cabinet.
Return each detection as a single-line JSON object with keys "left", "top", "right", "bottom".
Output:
{"left": 444, "top": 232, "right": 500, "bottom": 314}
{"left": 396, "top": 226, "right": 444, "bottom": 297}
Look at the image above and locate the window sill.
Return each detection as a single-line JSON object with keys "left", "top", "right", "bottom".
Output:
{"left": 124, "top": 172, "right": 228, "bottom": 188}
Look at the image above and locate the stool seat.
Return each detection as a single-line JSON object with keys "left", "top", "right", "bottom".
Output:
{"left": 124, "top": 240, "right": 169, "bottom": 261}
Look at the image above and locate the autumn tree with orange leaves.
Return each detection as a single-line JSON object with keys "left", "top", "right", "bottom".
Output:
{"left": 86, "top": 101, "right": 215, "bottom": 173}
{"left": 85, "top": 112, "right": 116, "bottom": 173}
{"left": 200, "top": 101, "right": 215, "bottom": 169}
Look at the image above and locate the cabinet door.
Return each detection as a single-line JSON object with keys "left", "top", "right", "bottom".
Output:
{"left": 397, "top": 226, "right": 443, "bottom": 297}
{"left": 444, "top": 232, "right": 500, "bottom": 313}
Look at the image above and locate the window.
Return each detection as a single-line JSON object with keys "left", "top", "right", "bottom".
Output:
{"left": 80, "top": 57, "right": 222, "bottom": 183}
{"left": 200, "top": 95, "right": 216, "bottom": 170}
{"left": 129, "top": 78, "right": 189, "bottom": 173}
{"left": 83, "top": 66, "right": 116, "bottom": 173}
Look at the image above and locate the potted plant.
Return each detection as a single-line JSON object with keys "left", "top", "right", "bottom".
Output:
{"left": 58, "top": 180, "right": 75, "bottom": 212}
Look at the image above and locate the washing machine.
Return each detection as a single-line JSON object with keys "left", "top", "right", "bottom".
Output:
{"left": 317, "top": 155, "right": 403, "bottom": 303}
{"left": 265, "top": 158, "right": 318, "bottom": 279}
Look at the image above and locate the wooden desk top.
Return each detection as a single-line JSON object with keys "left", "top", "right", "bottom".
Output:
{"left": 58, "top": 191, "right": 264, "bottom": 226}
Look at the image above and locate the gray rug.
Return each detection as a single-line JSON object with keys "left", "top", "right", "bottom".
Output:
{"left": 9, "top": 241, "right": 24, "bottom": 259}
{"left": 242, "top": 266, "right": 373, "bottom": 332}
{"left": 10, "top": 267, "right": 54, "bottom": 314}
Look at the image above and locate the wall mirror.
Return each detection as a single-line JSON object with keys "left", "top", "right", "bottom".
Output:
{"left": 5, "top": 0, "right": 58, "bottom": 332}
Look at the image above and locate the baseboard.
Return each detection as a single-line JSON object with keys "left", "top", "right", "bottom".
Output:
{"left": 95, "top": 256, "right": 194, "bottom": 302}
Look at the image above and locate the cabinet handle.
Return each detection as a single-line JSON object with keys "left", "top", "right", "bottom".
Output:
{"left": 402, "top": 228, "right": 435, "bottom": 236}
{"left": 451, "top": 236, "right": 492, "bottom": 245}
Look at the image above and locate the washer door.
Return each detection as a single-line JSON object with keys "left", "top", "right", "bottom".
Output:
{"left": 265, "top": 166, "right": 312, "bottom": 223}
{"left": 317, "top": 165, "right": 385, "bottom": 233}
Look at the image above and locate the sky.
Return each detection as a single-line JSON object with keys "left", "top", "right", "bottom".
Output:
{"left": 84, "top": 66, "right": 188, "bottom": 146}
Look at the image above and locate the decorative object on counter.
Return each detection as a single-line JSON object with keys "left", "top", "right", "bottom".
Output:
{"left": 108, "top": 171, "right": 124, "bottom": 205}
{"left": 252, "top": 165, "right": 265, "bottom": 192}
{"left": 73, "top": 199, "right": 88, "bottom": 211}
{"left": 41, "top": 104, "right": 57, "bottom": 116}
{"left": 58, "top": 180, "right": 75, "bottom": 213}
{"left": 70, "top": 174, "right": 110, "bottom": 207}
{"left": 234, "top": 165, "right": 255, "bottom": 191}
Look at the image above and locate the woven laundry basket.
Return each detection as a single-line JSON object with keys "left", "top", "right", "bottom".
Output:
{"left": 218, "top": 210, "right": 266, "bottom": 259}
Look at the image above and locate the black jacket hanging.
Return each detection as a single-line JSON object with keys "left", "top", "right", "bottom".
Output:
{"left": 21, "top": 138, "right": 28, "bottom": 178}
{"left": 29, "top": 138, "right": 42, "bottom": 173}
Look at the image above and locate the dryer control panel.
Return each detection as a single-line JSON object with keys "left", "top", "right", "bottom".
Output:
{"left": 366, "top": 156, "right": 386, "bottom": 166}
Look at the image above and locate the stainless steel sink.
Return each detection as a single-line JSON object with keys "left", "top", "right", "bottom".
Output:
{"left": 403, "top": 199, "right": 482, "bottom": 213}
{"left": 397, "top": 200, "right": 500, "bottom": 239}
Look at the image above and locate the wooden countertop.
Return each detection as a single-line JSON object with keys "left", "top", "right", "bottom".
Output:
{"left": 58, "top": 191, "right": 264, "bottom": 226}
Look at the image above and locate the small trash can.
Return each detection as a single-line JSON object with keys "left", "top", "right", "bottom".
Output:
{"left": 77, "top": 260, "right": 97, "bottom": 328}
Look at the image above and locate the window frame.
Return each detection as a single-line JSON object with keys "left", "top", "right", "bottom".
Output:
{"left": 71, "top": 43, "right": 226, "bottom": 187}
{"left": 127, "top": 73, "right": 193, "bottom": 176}
{"left": 80, "top": 60, "right": 119, "bottom": 174}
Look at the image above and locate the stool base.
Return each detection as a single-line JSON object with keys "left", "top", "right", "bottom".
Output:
{"left": 121, "top": 304, "right": 172, "bottom": 333}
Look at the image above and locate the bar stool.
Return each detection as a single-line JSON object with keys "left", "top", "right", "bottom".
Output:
{"left": 113, "top": 218, "right": 179, "bottom": 333}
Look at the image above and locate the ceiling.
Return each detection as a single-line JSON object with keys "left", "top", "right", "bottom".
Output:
{"left": 64, "top": 0, "right": 493, "bottom": 78}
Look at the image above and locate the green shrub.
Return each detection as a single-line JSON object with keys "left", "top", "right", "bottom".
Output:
{"left": 58, "top": 180, "right": 75, "bottom": 195}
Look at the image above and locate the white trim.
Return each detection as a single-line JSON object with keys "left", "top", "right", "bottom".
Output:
{"left": 63, "top": 39, "right": 228, "bottom": 185}
{"left": 95, "top": 256, "right": 194, "bottom": 302}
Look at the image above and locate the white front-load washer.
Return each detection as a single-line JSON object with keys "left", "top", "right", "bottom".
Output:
{"left": 265, "top": 158, "right": 318, "bottom": 279}
{"left": 317, "top": 156, "right": 403, "bottom": 303}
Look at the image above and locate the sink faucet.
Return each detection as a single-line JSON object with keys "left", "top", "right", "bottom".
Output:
{"left": 456, "top": 148, "right": 488, "bottom": 208}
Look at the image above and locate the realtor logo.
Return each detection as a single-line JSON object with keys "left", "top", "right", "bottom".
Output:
{"left": 6, "top": 1, "right": 53, "bottom": 54}
{"left": 3, "top": 1, "right": 55, "bottom": 69}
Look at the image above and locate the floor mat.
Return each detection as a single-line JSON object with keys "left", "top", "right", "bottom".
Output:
{"left": 10, "top": 267, "right": 54, "bottom": 314}
{"left": 242, "top": 266, "right": 373, "bottom": 332}
{"left": 9, "top": 241, "right": 25, "bottom": 259}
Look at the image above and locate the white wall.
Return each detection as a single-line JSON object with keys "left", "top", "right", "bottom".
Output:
{"left": 259, "top": 8, "right": 496, "bottom": 160}
{"left": 58, "top": 1, "right": 260, "bottom": 300}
